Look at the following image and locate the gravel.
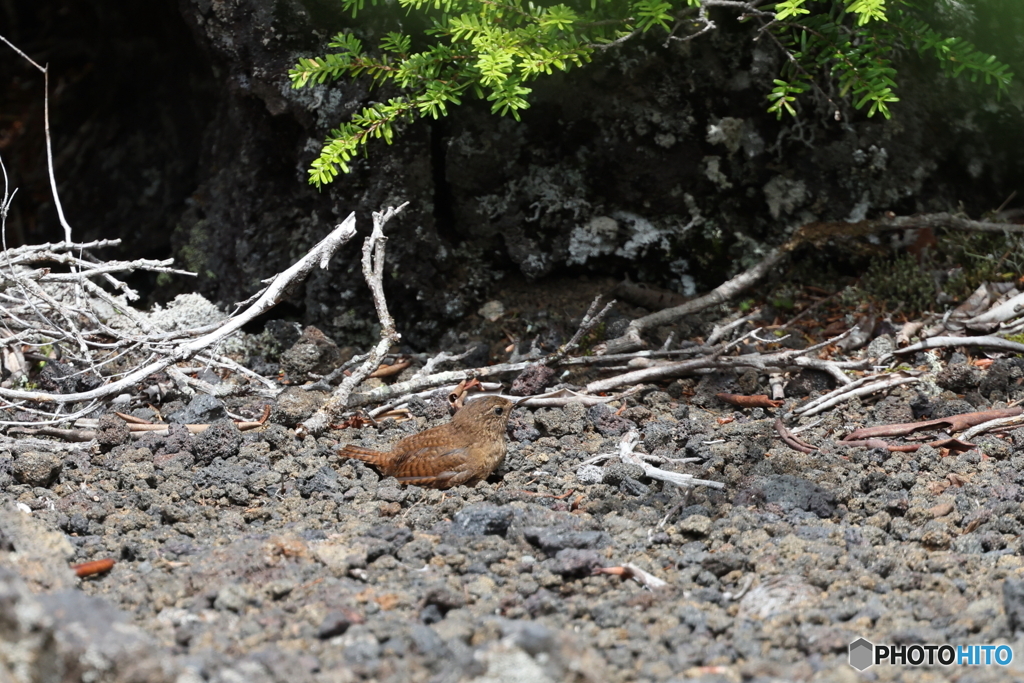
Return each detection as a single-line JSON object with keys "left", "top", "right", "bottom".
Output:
{"left": 3, "top": 360, "right": 1024, "bottom": 681}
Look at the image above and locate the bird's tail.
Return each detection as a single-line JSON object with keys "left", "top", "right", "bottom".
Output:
{"left": 337, "top": 444, "right": 388, "bottom": 468}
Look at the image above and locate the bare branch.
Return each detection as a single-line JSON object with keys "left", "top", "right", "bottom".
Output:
{"left": 413, "top": 348, "right": 475, "bottom": 379}
{"left": 883, "top": 335, "right": 1024, "bottom": 362}
{"left": 596, "top": 245, "right": 790, "bottom": 355}
{"left": 0, "top": 33, "right": 45, "bottom": 72}
{"left": 44, "top": 69, "right": 72, "bottom": 243}
{"left": 585, "top": 331, "right": 857, "bottom": 394}
{"left": 298, "top": 203, "right": 408, "bottom": 436}
{"left": 789, "top": 373, "right": 919, "bottom": 419}
{"left": 609, "top": 431, "right": 725, "bottom": 490}
{"left": 595, "top": 212, "right": 1024, "bottom": 357}
{"left": 547, "top": 295, "right": 616, "bottom": 365}
{"left": 0, "top": 215, "right": 358, "bottom": 408}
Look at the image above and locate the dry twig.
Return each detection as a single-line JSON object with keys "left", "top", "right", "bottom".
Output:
{"left": 595, "top": 212, "right": 1024, "bottom": 356}
{"left": 843, "top": 407, "right": 1022, "bottom": 442}
{"left": 774, "top": 417, "right": 816, "bottom": 453}
{"left": 298, "top": 203, "right": 408, "bottom": 437}
{"left": 788, "top": 373, "right": 919, "bottom": 419}
{"left": 0, "top": 215, "right": 358, "bottom": 412}
{"left": 591, "top": 431, "right": 725, "bottom": 491}
{"left": 883, "top": 335, "right": 1024, "bottom": 362}
{"left": 594, "top": 563, "right": 668, "bottom": 590}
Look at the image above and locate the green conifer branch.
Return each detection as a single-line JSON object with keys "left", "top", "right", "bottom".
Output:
{"left": 290, "top": 0, "right": 1013, "bottom": 186}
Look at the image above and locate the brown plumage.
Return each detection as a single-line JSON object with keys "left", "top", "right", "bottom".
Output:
{"left": 336, "top": 395, "right": 515, "bottom": 489}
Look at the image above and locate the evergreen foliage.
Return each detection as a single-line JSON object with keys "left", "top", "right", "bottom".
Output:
{"left": 290, "top": 0, "right": 1013, "bottom": 187}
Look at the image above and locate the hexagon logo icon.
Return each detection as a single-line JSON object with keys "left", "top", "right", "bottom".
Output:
{"left": 849, "top": 638, "right": 874, "bottom": 671}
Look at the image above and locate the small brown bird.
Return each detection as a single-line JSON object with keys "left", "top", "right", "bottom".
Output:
{"left": 336, "top": 395, "right": 516, "bottom": 489}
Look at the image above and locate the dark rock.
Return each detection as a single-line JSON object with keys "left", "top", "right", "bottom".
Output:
{"left": 362, "top": 525, "right": 413, "bottom": 561}
{"left": 617, "top": 477, "right": 650, "bottom": 497}
{"left": 549, "top": 548, "right": 603, "bottom": 577}
{"left": 910, "top": 396, "right": 936, "bottom": 419}
{"left": 138, "top": 424, "right": 195, "bottom": 457}
{"left": 262, "top": 321, "right": 304, "bottom": 357}
{"left": 419, "top": 603, "right": 445, "bottom": 624}
{"left": 523, "top": 589, "right": 561, "bottom": 617}
{"left": 0, "top": 455, "right": 12, "bottom": 491}
{"left": 508, "top": 412, "right": 540, "bottom": 443}
{"left": 510, "top": 364, "right": 556, "bottom": 396}
{"left": 66, "top": 513, "right": 90, "bottom": 536}
{"left": 601, "top": 462, "right": 645, "bottom": 487}
{"left": 318, "top": 609, "right": 357, "bottom": 639}
{"left": 642, "top": 420, "right": 675, "bottom": 451}
{"left": 979, "top": 358, "right": 1024, "bottom": 398}
{"left": 497, "top": 619, "right": 556, "bottom": 656}
{"left": 450, "top": 503, "right": 514, "bottom": 537}
{"left": 397, "top": 538, "right": 435, "bottom": 563}
{"left": 193, "top": 419, "right": 243, "bottom": 464}
{"left": 785, "top": 369, "right": 834, "bottom": 397}
{"left": 702, "top": 551, "right": 749, "bottom": 577}
{"left": 96, "top": 414, "right": 131, "bottom": 450}
{"left": 153, "top": 450, "right": 196, "bottom": 474}
{"left": 261, "top": 423, "right": 298, "bottom": 453}
{"left": 409, "top": 623, "right": 448, "bottom": 658}
{"left": 534, "top": 403, "right": 588, "bottom": 437}
{"left": 280, "top": 326, "right": 344, "bottom": 381}
{"left": 522, "top": 526, "right": 612, "bottom": 554}
{"left": 193, "top": 459, "right": 249, "bottom": 500}
{"left": 422, "top": 586, "right": 467, "bottom": 615}
{"left": 365, "top": 524, "right": 413, "bottom": 546}
{"left": 755, "top": 474, "right": 837, "bottom": 518}
{"left": 36, "top": 360, "right": 102, "bottom": 394}
{"left": 167, "top": 393, "right": 227, "bottom": 424}
{"left": 587, "top": 404, "right": 634, "bottom": 436}
{"left": 932, "top": 398, "right": 981, "bottom": 419}
{"left": 420, "top": 392, "right": 454, "bottom": 421}
{"left": 936, "top": 363, "right": 982, "bottom": 393}
{"left": 12, "top": 451, "right": 62, "bottom": 487}
{"left": 272, "top": 387, "right": 329, "bottom": 427}
{"left": 299, "top": 466, "right": 342, "bottom": 497}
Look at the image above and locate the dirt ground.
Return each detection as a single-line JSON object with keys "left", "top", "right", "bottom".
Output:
{"left": 4, "top": 282, "right": 1024, "bottom": 683}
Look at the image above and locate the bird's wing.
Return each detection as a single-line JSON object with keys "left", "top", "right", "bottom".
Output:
{"left": 388, "top": 444, "right": 473, "bottom": 481}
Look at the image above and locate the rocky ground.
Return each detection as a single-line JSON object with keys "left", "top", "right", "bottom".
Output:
{"left": 4, "top": 296, "right": 1024, "bottom": 683}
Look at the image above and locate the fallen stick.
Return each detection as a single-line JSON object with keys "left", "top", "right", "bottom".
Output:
{"left": 21, "top": 416, "right": 268, "bottom": 442}
{"left": 595, "top": 245, "right": 791, "bottom": 355}
{"left": 842, "top": 407, "right": 1022, "bottom": 441}
{"left": 883, "top": 335, "right": 1024, "bottom": 361}
{"left": 71, "top": 559, "right": 115, "bottom": 578}
{"left": 774, "top": 417, "right": 816, "bottom": 453}
{"left": 961, "top": 413, "right": 1024, "bottom": 441}
{"left": 615, "top": 430, "right": 725, "bottom": 490}
{"left": 790, "top": 374, "right": 919, "bottom": 418}
{"left": 594, "top": 563, "right": 668, "bottom": 590}
{"left": 717, "top": 393, "right": 783, "bottom": 409}
{"left": 838, "top": 437, "right": 976, "bottom": 453}
{"left": 586, "top": 333, "right": 859, "bottom": 395}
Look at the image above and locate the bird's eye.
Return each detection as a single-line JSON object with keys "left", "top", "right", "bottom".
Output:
{"left": 494, "top": 407, "right": 504, "bottom": 416}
